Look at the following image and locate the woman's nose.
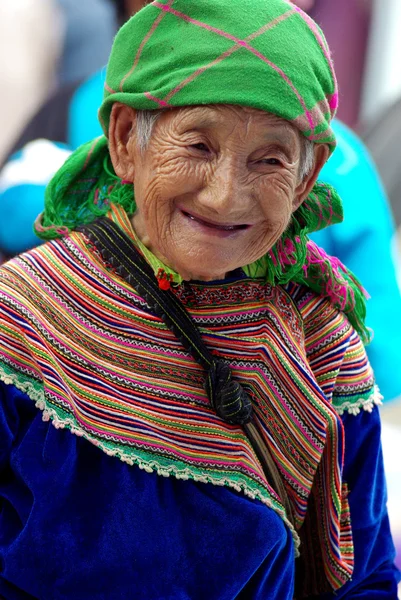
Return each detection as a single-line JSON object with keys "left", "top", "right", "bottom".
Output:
{"left": 198, "top": 162, "right": 247, "bottom": 215}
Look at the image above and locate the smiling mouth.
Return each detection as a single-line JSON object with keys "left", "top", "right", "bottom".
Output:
{"left": 181, "top": 210, "right": 250, "bottom": 231}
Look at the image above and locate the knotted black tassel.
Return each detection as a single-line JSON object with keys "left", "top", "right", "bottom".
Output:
{"left": 205, "top": 360, "right": 253, "bottom": 425}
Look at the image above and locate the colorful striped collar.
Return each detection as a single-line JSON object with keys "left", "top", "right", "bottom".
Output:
{"left": 0, "top": 205, "right": 359, "bottom": 594}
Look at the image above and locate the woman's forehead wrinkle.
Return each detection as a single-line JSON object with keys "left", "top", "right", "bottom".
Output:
{"left": 173, "top": 107, "right": 219, "bottom": 132}
{"left": 262, "top": 128, "right": 297, "bottom": 147}
{"left": 172, "top": 106, "right": 298, "bottom": 142}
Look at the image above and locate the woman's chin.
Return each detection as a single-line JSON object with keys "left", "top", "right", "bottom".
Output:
{"left": 166, "top": 241, "right": 258, "bottom": 281}
{"left": 187, "top": 272, "right": 227, "bottom": 282}
{"left": 175, "top": 260, "right": 238, "bottom": 282}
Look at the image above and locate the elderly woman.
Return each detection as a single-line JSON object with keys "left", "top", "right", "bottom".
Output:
{"left": 0, "top": 1, "right": 399, "bottom": 598}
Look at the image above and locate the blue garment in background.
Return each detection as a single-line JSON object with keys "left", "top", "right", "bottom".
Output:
{"left": 0, "top": 72, "right": 400, "bottom": 399}
{"left": 312, "top": 120, "right": 401, "bottom": 401}
{"left": 0, "top": 141, "right": 71, "bottom": 254}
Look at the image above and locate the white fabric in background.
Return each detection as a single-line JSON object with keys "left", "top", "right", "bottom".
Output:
{"left": 382, "top": 422, "right": 401, "bottom": 534}
{"left": 0, "top": 0, "right": 63, "bottom": 163}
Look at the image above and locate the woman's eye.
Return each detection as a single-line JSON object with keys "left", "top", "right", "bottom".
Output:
{"left": 258, "top": 158, "right": 281, "bottom": 166}
{"left": 190, "top": 142, "right": 210, "bottom": 152}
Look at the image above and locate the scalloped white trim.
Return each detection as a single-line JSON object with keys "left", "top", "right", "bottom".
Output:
{"left": 0, "top": 364, "right": 43, "bottom": 402}
{"left": 335, "top": 385, "right": 384, "bottom": 416}
{"left": 0, "top": 365, "right": 300, "bottom": 555}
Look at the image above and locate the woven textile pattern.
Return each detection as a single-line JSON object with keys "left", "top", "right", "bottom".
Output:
{"left": 0, "top": 207, "right": 379, "bottom": 590}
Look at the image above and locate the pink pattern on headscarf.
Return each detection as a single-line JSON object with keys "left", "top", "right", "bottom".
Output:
{"left": 303, "top": 240, "right": 369, "bottom": 311}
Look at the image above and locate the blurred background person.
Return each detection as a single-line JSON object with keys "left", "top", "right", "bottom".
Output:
{"left": 56, "top": 0, "right": 119, "bottom": 86}
{"left": 0, "top": 0, "right": 132, "bottom": 165}
{"left": 363, "top": 97, "right": 401, "bottom": 271}
{"left": 0, "top": 0, "right": 144, "bottom": 263}
{"left": 0, "top": 0, "right": 62, "bottom": 164}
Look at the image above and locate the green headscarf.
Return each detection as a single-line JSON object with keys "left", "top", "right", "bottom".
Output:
{"left": 35, "top": 0, "right": 369, "bottom": 341}
{"left": 99, "top": 0, "right": 338, "bottom": 147}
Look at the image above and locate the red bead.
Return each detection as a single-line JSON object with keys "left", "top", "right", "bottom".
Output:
{"left": 158, "top": 278, "right": 171, "bottom": 291}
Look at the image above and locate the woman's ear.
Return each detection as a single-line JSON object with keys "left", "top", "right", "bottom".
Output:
{"left": 108, "top": 103, "right": 137, "bottom": 182}
{"left": 292, "top": 143, "right": 330, "bottom": 211}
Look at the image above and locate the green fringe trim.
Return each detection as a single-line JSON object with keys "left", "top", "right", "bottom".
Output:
{"left": 0, "top": 361, "right": 43, "bottom": 403}
{"left": 333, "top": 385, "right": 383, "bottom": 416}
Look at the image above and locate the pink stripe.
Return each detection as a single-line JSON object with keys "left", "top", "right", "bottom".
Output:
{"left": 154, "top": 2, "right": 314, "bottom": 129}
{"left": 328, "top": 92, "right": 339, "bottom": 112}
{"left": 234, "top": 364, "right": 325, "bottom": 455}
{"left": 154, "top": 2, "right": 249, "bottom": 44}
{"left": 291, "top": 4, "right": 338, "bottom": 114}
{"left": 165, "top": 45, "right": 241, "bottom": 102}
{"left": 165, "top": 9, "right": 296, "bottom": 102}
{"left": 308, "top": 131, "right": 332, "bottom": 141}
{"left": 247, "top": 9, "right": 297, "bottom": 41}
{"left": 293, "top": 100, "right": 336, "bottom": 139}
{"left": 144, "top": 91, "right": 171, "bottom": 108}
{"left": 83, "top": 138, "right": 101, "bottom": 170}
{"left": 308, "top": 132, "right": 336, "bottom": 144}
{"left": 104, "top": 82, "right": 116, "bottom": 94}
{"left": 242, "top": 46, "right": 314, "bottom": 129}
{"left": 119, "top": 0, "right": 174, "bottom": 93}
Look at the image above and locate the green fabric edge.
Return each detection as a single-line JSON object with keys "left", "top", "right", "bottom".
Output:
{"left": 0, "top": 361, "right": 43, "bottom": 402}
{"left": 333, "top": 384, "right": 383, "bottom": 416}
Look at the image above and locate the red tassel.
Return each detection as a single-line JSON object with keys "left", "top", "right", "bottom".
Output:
{"left": 157, "top": 269, "right": 172, "bottom": 291}
{"left": 158, "top": 278, "right": 171, "bottom": 290}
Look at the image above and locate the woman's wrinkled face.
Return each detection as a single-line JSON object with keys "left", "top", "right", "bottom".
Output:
{"left": 115, "top": 105, "right": 314, "bottom": 281}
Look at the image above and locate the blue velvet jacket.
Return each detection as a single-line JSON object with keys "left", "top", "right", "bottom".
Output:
{"left": 0, "top": 382, "right": 399, "bottom": 599}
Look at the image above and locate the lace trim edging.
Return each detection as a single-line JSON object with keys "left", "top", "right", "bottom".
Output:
{"left": 0, "top": 365, "right": 300, "bottom": 555}
{"left": 334, "top": 385, "right": 383, "bottom": 416}
{"left": 0, "top": 364, "right": 43, "bottom": 402}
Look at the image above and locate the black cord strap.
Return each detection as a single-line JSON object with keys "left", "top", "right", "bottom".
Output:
{"left": 78, "top": 217, "right": 294, "bottom": 526}
{"left": 80, "top": 217, "right": 253, "bottom": 426}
